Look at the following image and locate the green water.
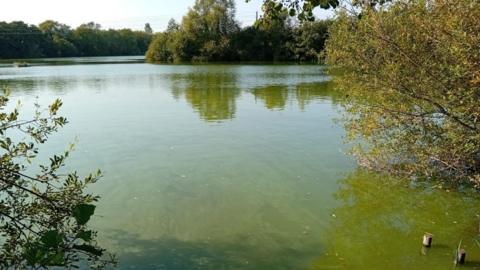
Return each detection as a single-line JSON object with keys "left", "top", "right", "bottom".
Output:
{"left": 0, "top": 57, "right": 479, "bottom": 269}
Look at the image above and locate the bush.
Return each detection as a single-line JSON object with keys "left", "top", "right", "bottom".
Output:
{"left": 326, "top": 0, "right": 480, "bottom": 184}
{"left": 0, "top": 89, "right": 115, "bottom": 268}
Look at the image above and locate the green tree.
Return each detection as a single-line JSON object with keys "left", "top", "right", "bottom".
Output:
{"left": 39, "top": 20, "right": 78, "bottom": 57}
{"left": 324, "top": 0, "right": 480, "bottom": 183}
{"left": 144, "top": 23, "right": 153, "bottom": 34}
{"left": 0, "top": 89, "right": 115, "bottom": 268}
{"left": 266, "top": 0, "right": 480, "bottom": 184}
{"left": 248, "top": 0, "right": 337, "bottom": 21}
{"left": 0, "top": 21, "right": 48, "bottom": 58}
{"left": 145, "top": 0, "right": 332, "bottom": 62}
{"left": 145, "top": 32, "right": 176, "bottom": 62}
{"left": 72, "top": 22, "right": 105, "bottom": 56}
{"left": 291, "top": 20, "right": 332, "bottom": 62}
{"left": 166, "top": 19, "right": 180, "bottom": 33}
{"left": 146, "top": 0, "right": 239, "bottom": 62}
{"left": 253, "top": 0, "right": 293, "bottom": 61}
{"left": 72, "top": 22, "right": 151, "bottom": 56}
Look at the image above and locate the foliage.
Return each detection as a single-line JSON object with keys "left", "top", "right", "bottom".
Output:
{"left": 39, "top": 20, "right": 78, "bottom": 57}
{"left": 325, "top": 0, "right": 480, "bottom": 184}
{"left": 259, "top": 0, "right": 394, "bottom": 20}
{"left": 71, "top": 22, "right": 152, "bottom": 57}
{"left": 147, "top": 0, "right": 239, "bottom": 63}
{"left": 248, "top": 0, "right": 339, "bottom": 21}
{"left": 145, "top": 32, "right": 176, "bottom": 62}
{"left": 0, "top": 20, "right": 152, "bottom": 58}
{"left": 291, "top": 19, "right": 332, "bottom": 62}
{"left": 0, "top": 89, "right": 115, "bottom": 268}
{"left": 145, "top": 0, "right": 332, "bottom": 63}
{"left": 0, "top": 21, "right": 49, "bottom": 59}
{"left": 144, "top": 23, "right": 153, "bottom": 35}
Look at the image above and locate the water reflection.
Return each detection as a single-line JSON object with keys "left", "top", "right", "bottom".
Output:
{"left": 170, "top": 74, "right": 339, "bottom": 121}
{"left": 1, "top": 63, "right": 336, "bottom": 123}
{"left": 308, "top": 171, "right": 480, "bottom": 270}
{"left": 251, "top": 81, "right": 342, "bottom": 112}
{"left": 295, "top": 81, "right": 342, "bottom": 110}
{"left": 0, "top": 76, "right": 109, "bottom": 95}
{"left": 170, "top": 72, "right": 241, "bottom": 122}
{"left": 253, "top": 85, "right": 290, "bottom": 111}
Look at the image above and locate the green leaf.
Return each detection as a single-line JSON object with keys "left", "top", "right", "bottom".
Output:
{"left": 73, "top": 244, "right": 103, "bottom": 256}
{"left": 47, "top": 252, "right": 65, "bottom": 266}
{"left": 41, "top": 230, "right": 63, "bottom": 248}
{"left": 24, "top": 243, "right": 45, "bottom": 266}
{"left": 275, "top": 2, "right": 283, "bottom": 11}
{"left": 72, "top": 204, "right": 96, "bottom": 225}
{"left": 76, "top": 230, "right": 93, "bottom": 242}
{"left": 289, "top": 8, "right": 296, "bottom": 17}
{"left": 49, "top": 98, "right": 63, "bottom": 115}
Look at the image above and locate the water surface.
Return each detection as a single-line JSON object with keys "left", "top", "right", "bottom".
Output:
{"left": 0, "top": 57, "right": 478, "bottom": 269}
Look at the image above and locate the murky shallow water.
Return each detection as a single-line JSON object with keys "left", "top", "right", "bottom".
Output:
{"left": 1, "top": 57, "right": 479, "bottom": 269}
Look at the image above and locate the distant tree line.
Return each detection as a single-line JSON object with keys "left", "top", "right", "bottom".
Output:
{"left": 0, "top": 21, "right": 152, "bottom": 59}
{"left": 146, "top": 0, "right": 332, "bottom": 63}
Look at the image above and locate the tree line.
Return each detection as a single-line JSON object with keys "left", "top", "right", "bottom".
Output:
{"left": 145, "top": 0, "right": 332, "bottom": 63}
{"left": 0, "top": 21, "right": 152, "bottom": 59}
{"left": 0, "top": 1, "right": 332, "bottom": 63}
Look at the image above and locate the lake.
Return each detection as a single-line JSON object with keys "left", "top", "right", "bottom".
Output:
{"left": 1, "top": 56, "right": 479, "bottom": 269}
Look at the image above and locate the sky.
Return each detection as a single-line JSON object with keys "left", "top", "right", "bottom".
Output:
{"left": 0, "top": 0, "right": 334, "bottom": 31}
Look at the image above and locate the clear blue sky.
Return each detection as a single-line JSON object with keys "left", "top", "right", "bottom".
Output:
{"left": 1, "top": 0, "right": 333, "bottom": 31}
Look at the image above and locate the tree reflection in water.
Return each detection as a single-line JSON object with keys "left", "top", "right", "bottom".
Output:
{"left": 170, "top": 72, "right": 240, "bottom": 122}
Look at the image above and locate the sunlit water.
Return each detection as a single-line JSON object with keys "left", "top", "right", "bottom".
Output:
{"left": 0, "top": 56, "right": 479, "bottom": 269}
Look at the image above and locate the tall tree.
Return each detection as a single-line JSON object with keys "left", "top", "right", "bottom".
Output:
{"left": 325, "top": 0, "right": 480, "bottom": 183}
{"left": 144, "top": 23, "right": 153, "bottom": 34}
{"left": 39, "top": 20, "right": 77, "bottom": 57}
{"left": 179, "top": 0, "right": 239, "bottom": 61}
{"left": 0, "top": 21, "right": 48, "bottom": 58}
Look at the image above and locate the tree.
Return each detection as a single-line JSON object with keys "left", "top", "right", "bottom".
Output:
{"left": 291, "top": 20, "right": 332, "bottom": 62}
{"left": 72, "top": 23, "right": 151, "bottom": 56}
{"left": 0, "top": 21, "right": 48, "bottom": 58}
{"left": 39, "top": 20, "right": 73, "bottom": 39}
{"left": 145, "top": 32, "right": 175, "bottom": 62}
{"left": 72, "top": 23, "right": 104, "bottom": 56}
{"left": 144, "top": 23, "right": 153, "bottom": 34}
{"left": 145, "top": 0, "right": 333, "bottom": 62}
{"left": 166, "top": 19, "right": 180, "bottom": 33}
{"left": 0, "top": 88, "right": 115, "bottom": 268}
{"left": 39, "top": 20, "right": 78, "bottom": 57}
{"left": 248, "top": 0, "right": 339, "bottom": 21}
{"left": 182, "top": 0, "right": 239, "bottom": 61}
{"left": 325, "top": 0, "right": 480, "bottom": 184}
{"left": 1, "top": 20, "right": 151, "bottom": 58}
{"left": 253, "top": 0, "right": 293, "bottom": 61}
